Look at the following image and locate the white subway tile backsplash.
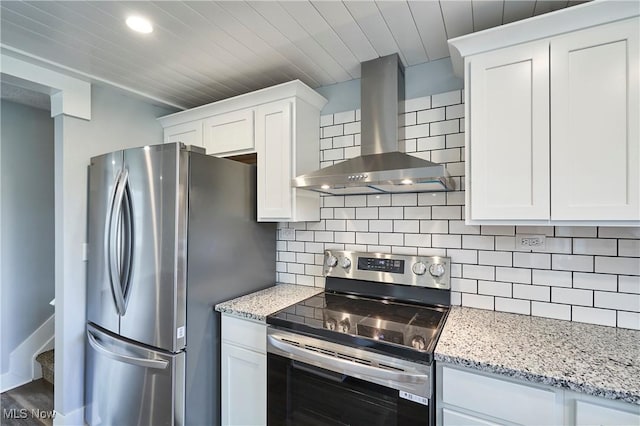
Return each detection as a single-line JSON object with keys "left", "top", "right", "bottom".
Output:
{"left": 619, "top": 240, "right": 640, "bottom": 257}
{"left": 417, "top": 108, "right": 445, "bottom": 124}
{"left": 532, "top": 302, "right": 571, "bottom": 321}
{"left": 391, "top": 193, "right": 418, "bottom": 206}
{"left": 617, "top": 311, "right": 640, "bottom": 330}
{"left": 573, "top": 238, "right": 617, "bottom": 256}
{"left": 572, "top": 306, "right": 616, "bottom": 327}
{"left": 420, "top": 220, "right": 449, "bottom": 234}
{"left": 404, "top": 96, "right": 431, "bottom": 112}
{"left": 552, "top": 254, "right": 594, "bottom": 272}
{"left": 598, "top": 227, "right": 640, "bottom": 239}
{"left": 513, "top": 284, "right": 550, "bottom": 302}
{"left": 405, "top": 124, "right": 430, "bottom": 140}
{"left": 462, "top": 235, "right": 494, "bottom": 250}
{"left": 447, "top": 249, "right": 478, "bottom": 265}
{"left": 344, "top": 195, "right": 366, "bottom": 208}
{"left": 594, "top": 291, "right": 640, "bottom": 312}
{"left": 496, "top": 267, "right": 531, "bottom": 284}
{"left": 369, "top": 220, "right": 393, "bottom": 232}
{"left": 619, "top": 275, "right": 640, "bottom": 294}
{"left": 394, "top": 220, "right": 420, "bottom": 233}
{"left": 379, "top": 207, "right": 405, "bottom": 219}
{"left": 417, "top": 136, "right": 446, "bottom": 151}
{"left": 379, "top": 233, "right": 404, "bottom": 246}
{"left": 495, "top": 297, "right": 530, "bottom": 315}
{"left": 433, "top": 234, "right": 462, "bottom": 249}
{"left": 430, "top": 119, "right": 459, "bottom": 136}
{"left": 478, "top": 251, "right": 512, "bottom": 267}
{"left": 333, "top": 110, "right": 355, "bottom": 124}
{"left": 552, "top": 287, "right": 592, "bottom": 307}
{"left": 572, "top": 273, "right": 617, "bottom": 292}
{"left": 367, "top": 194, "right": 391, "bottom": 206}
{"left": 595, "top": 256, "right": 640, "bottom": 275}
{"left": 513, "top": 252, "right": 551, "bottom": 269}
{"left": 463, "top": 264, "right": 495, "bottom": 281}
{"left": 479, "top": 280, "right": 511, "bottom": 297}
{"left": 278, "top": 98, "right": 640, "bottom": 328}
{"left": 432, "top": 90, "right": 461, "bottom": 107}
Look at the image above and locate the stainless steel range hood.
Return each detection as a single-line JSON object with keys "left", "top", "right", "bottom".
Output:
{"left": 293, "top": 54, "right": 454, "bottom": 195}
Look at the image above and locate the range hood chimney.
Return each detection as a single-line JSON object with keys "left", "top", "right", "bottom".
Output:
{"left": 292, "top": 53, "right": 455, "bottom": 195}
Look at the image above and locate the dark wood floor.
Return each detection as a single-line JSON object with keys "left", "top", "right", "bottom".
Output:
{"left": 1, "top": 379, "right": 54, "bottom": 426}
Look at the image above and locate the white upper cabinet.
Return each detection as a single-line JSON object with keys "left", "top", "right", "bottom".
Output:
{"left": 450, "top": 3, "right": 640, "bottom": 226}
{"left": 164, "top": 121, "right": 202, "bottom": 147}
{"left": 468, "top": 40, "right": 550, "bottom": 220}
{"left": 550, "top": 19, "right": 639, "bottom": 221}
{"left": 203, "top": 109, "right": 254, "bottom": 156}
{"left": 158, "top": 81, "right": 327, "bottom": 222}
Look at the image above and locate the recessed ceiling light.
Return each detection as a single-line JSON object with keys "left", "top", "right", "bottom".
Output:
{"left": 321, "top": 184, "right": 330, "bottom": 190}
{"left": 126, "top": 15, "right": 153, "bottom": 34}
{"left": 401, "top": 179, "right": 413, "bottom": 185}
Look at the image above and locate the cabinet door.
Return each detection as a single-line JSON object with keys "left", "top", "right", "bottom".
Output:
{"left": 551, "top": 18, "right": 639, "bottom": 221}
{"left": 574, "top": 400, "right": 640, "bottom": 426}
{"left": 203, "top": 109, "right": 255, "bottom": 156}
{"left": 164, "top": 121, "right": 202, "bottom": 146}
{"left": 468, "top": 40, "right": 550, "bottom": 220}
{"left": 256, "top": 100, "right": 293, "bottom": 221}
{"left": 442, "top": 408, "right": 500, "bottom": 426}
{"left": 221, "top": 343, "right": 266, "bottom": 426}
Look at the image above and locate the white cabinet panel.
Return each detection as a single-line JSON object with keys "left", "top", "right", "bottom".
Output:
{"left": 256, "top": 100, "right": 293, "bottom": 221}
{"left": 551, "top": 18, "right": 639, "bottom": 221}
{"left": 203, "top": 109, "right": 255, "bottom": 156}
{"left": 221, "top": 314, "right": 266, "bottom": 353}
{"left": 221, "top": 343, "right": 266, "bottom": 426}
{"left": 442, "top": 408, "right": 500, "bottom": 426}
{"left": 468, "top": 40, "right": 550, "bottom": 220}
{"left": 164, "top": 121, "right": 202, "bottom": 146}
{"left": 574, "top": 400, "right": 640, "bottom": 426}
{"left": 441, "top": 366, "right": 560, "bottom": 425}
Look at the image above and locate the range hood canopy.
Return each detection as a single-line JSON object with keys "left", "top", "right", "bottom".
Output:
{"left": 293, "top": 53, "right": 454, "bottom": 196}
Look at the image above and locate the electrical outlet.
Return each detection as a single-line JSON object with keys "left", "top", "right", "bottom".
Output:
{"left": 279, "top": 228, "right": 295, "bottom": 240}
{"left": 516, "top": 235, "right": 545, "bottom": 251}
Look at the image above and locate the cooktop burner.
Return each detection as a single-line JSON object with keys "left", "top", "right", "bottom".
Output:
{"left": 267, "top": 250, "right": 452, "bottom": 364}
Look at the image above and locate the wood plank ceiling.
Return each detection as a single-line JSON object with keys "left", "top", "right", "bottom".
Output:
{"left": 0, "top": 1, "right": 586, "bottom": 109}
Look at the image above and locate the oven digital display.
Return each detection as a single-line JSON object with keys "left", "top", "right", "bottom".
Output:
{"left": 357, "top": 257, "right": 404, "bottom": 273}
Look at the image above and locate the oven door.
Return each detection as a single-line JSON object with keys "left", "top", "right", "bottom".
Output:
{"left": 267, "top": 328, "right": 433, "bottom": 426}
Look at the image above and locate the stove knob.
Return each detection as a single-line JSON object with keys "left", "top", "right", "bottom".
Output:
{"left": 325, "top": 255, "right": 338, "bottom": 268}
{"left": 411, "top": 335, "right": 426, "bottom": 351}
{"left": 339, "top": 318, "right": 351, "bottom": 333}
{"left": 429, "top": 263, "right": 446, "bottom": 278}
{"left": 340, "top": 257, "right": 351, "bottom": 269}
{"left": 325, "top": 318, "right": 337, "bottom": 330}
{"left": 412, "top": 262, "right": 427, "bottom": 275}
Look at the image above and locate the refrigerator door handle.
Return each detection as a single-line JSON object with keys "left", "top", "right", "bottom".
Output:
{"left": 108, "top": 169, "right": 129, "bottom": 316}
{"left": 87, "top": 329, "right": 169, "bottom": 370}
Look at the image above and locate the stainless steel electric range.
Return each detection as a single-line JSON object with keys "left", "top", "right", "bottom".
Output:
{"left": 266, "top": 250, "right": 451, "bottom": 426}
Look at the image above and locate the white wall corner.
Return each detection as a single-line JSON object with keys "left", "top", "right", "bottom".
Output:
{"left": 0, "top": 52, "right": 91, "bottom": 120}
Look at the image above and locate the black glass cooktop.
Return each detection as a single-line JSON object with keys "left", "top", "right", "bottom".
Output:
{"left": 267, "top": 291, "right": 449, "bottom": 363}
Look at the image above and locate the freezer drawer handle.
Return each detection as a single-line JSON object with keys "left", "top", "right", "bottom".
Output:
{"left": 87, "top": 329, "right": 169, "bottom": 370}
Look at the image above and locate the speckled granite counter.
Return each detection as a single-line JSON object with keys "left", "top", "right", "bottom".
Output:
{"left": 435, "top": 307, "right": 640, "bottom": 404}
{"left": 215, "top": 283, "right": 322, "bottom": 322}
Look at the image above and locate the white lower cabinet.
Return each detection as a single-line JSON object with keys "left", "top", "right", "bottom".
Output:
{"left": 221, "top": 314, "right": 267, "bottom": 426}
{"left": 437, "top": 363, "right": 640, "bottom": 426}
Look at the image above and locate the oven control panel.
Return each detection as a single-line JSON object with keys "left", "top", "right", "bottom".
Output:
{"left": 323, "top": 250, "right": 450, "bottom": 290}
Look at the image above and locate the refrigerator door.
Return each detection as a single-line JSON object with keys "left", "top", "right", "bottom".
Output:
{"left": 119, "top": 143, "right": 188, "bottom": 352}
{"left": 87, "top": 149, "right": 128, "bottom": 335}
{"left": 85, "top": 324, "right": 185, "bottom": 426}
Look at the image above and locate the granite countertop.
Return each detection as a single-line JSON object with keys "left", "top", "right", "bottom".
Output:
{"left": 215, "top": 283, "right": 323, "bottom": 322}
{"left": 435, "top": 306, "right": 640, "bottom": 404}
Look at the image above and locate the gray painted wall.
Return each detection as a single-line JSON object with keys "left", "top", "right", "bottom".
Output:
{"left": 0, "top": 100, "right": 55, "bottom": 373}
{"left": 316, "top": 57, "right": 463, "bottom": 114}
{"left": 54, "top": 84, "right": 175, "bottom": 419}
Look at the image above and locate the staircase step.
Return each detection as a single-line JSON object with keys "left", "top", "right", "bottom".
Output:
{"left": 36, "top": 350, "right": 54, "bottom": 386}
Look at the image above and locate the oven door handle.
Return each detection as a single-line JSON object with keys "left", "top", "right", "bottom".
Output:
{"left": 267, "top": 334, "right": 428, "bottom": 385}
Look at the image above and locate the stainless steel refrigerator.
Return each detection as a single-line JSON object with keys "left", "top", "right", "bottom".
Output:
{"left": 85, "top": 142, "right": 276, "bottom": 425}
